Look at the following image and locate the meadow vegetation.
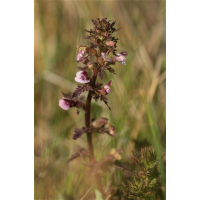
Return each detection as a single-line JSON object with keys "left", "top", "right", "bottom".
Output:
{"left": 34, "top": 1, "right": 166, "bottom": 199}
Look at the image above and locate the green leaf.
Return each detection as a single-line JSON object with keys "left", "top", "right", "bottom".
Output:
{"left": 149, "top": 178, "right": 157, "bottom": 188}
{"left": 95, "top": 190, "right": 103, "bottom": 200}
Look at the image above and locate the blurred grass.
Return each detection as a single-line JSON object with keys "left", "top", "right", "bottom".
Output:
{"left": 34, "top": 0, "right": 166, "bottom": 199}
{"left": 143, "top": 94, "right": 166, "bottom": 198}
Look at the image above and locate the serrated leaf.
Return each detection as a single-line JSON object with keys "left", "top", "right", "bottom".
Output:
{"left": 61, "top": 91, "right": 71, "bottom": 99}
{"left": 66, "top": 152, "right": 80, "bottom": 164}
{"left": 66, "top": 147, "right": 89, "bottom": 164}
{"left": 72, "top": 127, "right": 88, "bottom": 140}
{"left": 72, "top": 84, "right": 93, "bottom": 98}
{"left": 100, "top": 95, "right": 111, "bottom": 110}
{"left": 79, "top": 95, "right": 85, "bottom": 101}
{"left": 98, "top": 68, "right": 105, "bottom": 80}
{"left": 107, "top": 66, "right": 117, "bottom": 75}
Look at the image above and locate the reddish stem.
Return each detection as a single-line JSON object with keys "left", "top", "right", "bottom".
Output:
{"left": 84, "top": 47, "right": 106, "bottom": 197}
{"left": 85, "top": 71, "right": 97, "bottom": 160}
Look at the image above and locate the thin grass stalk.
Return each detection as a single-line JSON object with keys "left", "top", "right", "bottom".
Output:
{"left": 142, "top": 95, "right": 166, "bottom": 199}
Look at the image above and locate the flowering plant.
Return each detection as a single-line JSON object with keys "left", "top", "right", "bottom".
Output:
{"left": 59, "top": 18, "right": 127, "bottom": 198}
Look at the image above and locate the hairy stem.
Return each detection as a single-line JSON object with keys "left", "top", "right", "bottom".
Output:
{"left": 85, "top": 71, "right": 97, "bottom": 160}
{"left": 85, "top": 46, "right": 101, "bottom": 160}
{"left": 84, "top": 47, "right": 106, "bottom": 197}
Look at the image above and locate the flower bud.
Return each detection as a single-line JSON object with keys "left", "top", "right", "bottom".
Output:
{"left": 98, "top": 80, "right": 112, "bottom": 95}
{"left": 77, "top": 50, "right": 84, "bottom": 61}
{"left": 109, "top": 125, "right": 116, "bottom": 135}
{"left": 92, "top": 117, "right": 108, "bottom": 128}
{"left": 119, "top": 51, "right": 128, "bottom": 56}
{"left": 75, "top": 71, "right": 90, "bottom": 84}
{"left": 104, "top": 80, "right": 112, "bottom": 93}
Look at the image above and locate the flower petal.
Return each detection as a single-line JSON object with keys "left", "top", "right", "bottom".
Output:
{"left": 118, "top": 61, "right": 126, "bottom": 65}
{"left": 104, "top": 85, "right": 111, "bottom": 93}
{"left": 101, "top": 52, "right": 111, "bottom": 62}
{"left": 77, "top": 50, "right": 84, "bottom": 61}
{"left": 59, "top": 99, "right": 70, "bottom": 110}
{"left": 107, "top": 80, "right": 112, "bottom": 86}
{"left": 76, "top": 71, "right": 84, "bottom": 77}
{"left": 75, "top": 77, "right": 90, "bottom": 83}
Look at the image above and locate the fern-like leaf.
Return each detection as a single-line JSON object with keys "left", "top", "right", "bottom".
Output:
{"left": 66, "top": 147, "right": 89, "bottom": 164}
{"left": 61, "top": 91, "right": 72, "bottom": 99}
{"left": 72, "top": 84, "right": 93, "bottom": 98}
{"left": 100, "top": 95, "right": 111, "bottom": 110}
{"left": 72, "top": 127, "right": 88, "bottom": 140}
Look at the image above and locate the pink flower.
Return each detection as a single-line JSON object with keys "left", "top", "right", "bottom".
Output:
{"left": 101, "top": 52, "right": 112, "bottom": 62}
{"left": 113, "top": 53, "right": 126, "bottom": 65}
{"left": 77, "top": 50, "right": 84, "bottom": 61}
{"left": 101, "top": 51, "right": 128, "bottom": 65}
{"left": 59, "top": 98, "right": 73, "bottom": 110}
{"left": 104, "top": 80, "right": 112, "bottom": 93}
{"left": 59, "top": 97, "right": 86, "bottom": 111}
{"left": 75, "top": 71, "right": 90, "bottom": 83}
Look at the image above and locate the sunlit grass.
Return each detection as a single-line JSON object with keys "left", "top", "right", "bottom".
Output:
{"left": 34, "top": 0, "right": 166, "bottom": 199}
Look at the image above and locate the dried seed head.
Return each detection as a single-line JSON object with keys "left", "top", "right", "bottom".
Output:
{"left": 92, "top": 117, "right": 108, "bottom": 128}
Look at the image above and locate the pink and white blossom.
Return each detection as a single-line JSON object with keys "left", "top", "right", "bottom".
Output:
{"left": 59, "top": 98, "right": 73, "bottom": 110}
{"left": 77, "top": 50, "right": 84, "bottom": 61}
{"left": 113, "top": 53, "right": 126, "bottom": 65}
{"left": 75, "top": 71, "right": 90, "bottom": 83}
{"left": 104, "top": 80, "right": 112, "bottom": 93}
{"left": 101, "top": 51, "right": 127, "bottom": 65}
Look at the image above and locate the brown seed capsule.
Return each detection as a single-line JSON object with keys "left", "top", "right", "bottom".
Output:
{"left": 91, "top": 117, "right": 108, "bottom": 128}
{"left": 109, "top": 125, "right": 116, "bottom": 135}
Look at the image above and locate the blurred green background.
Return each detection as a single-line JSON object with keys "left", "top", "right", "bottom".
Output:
{"left": 34, "top": 0, "right": 166, "bottom": 199}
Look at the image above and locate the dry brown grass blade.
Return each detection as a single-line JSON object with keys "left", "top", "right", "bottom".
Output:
{"left": 80, "top": 185, "right": 93, "bottom": 200}
{"left": 131, "top": 55, "right": 164, "bottom": 140}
